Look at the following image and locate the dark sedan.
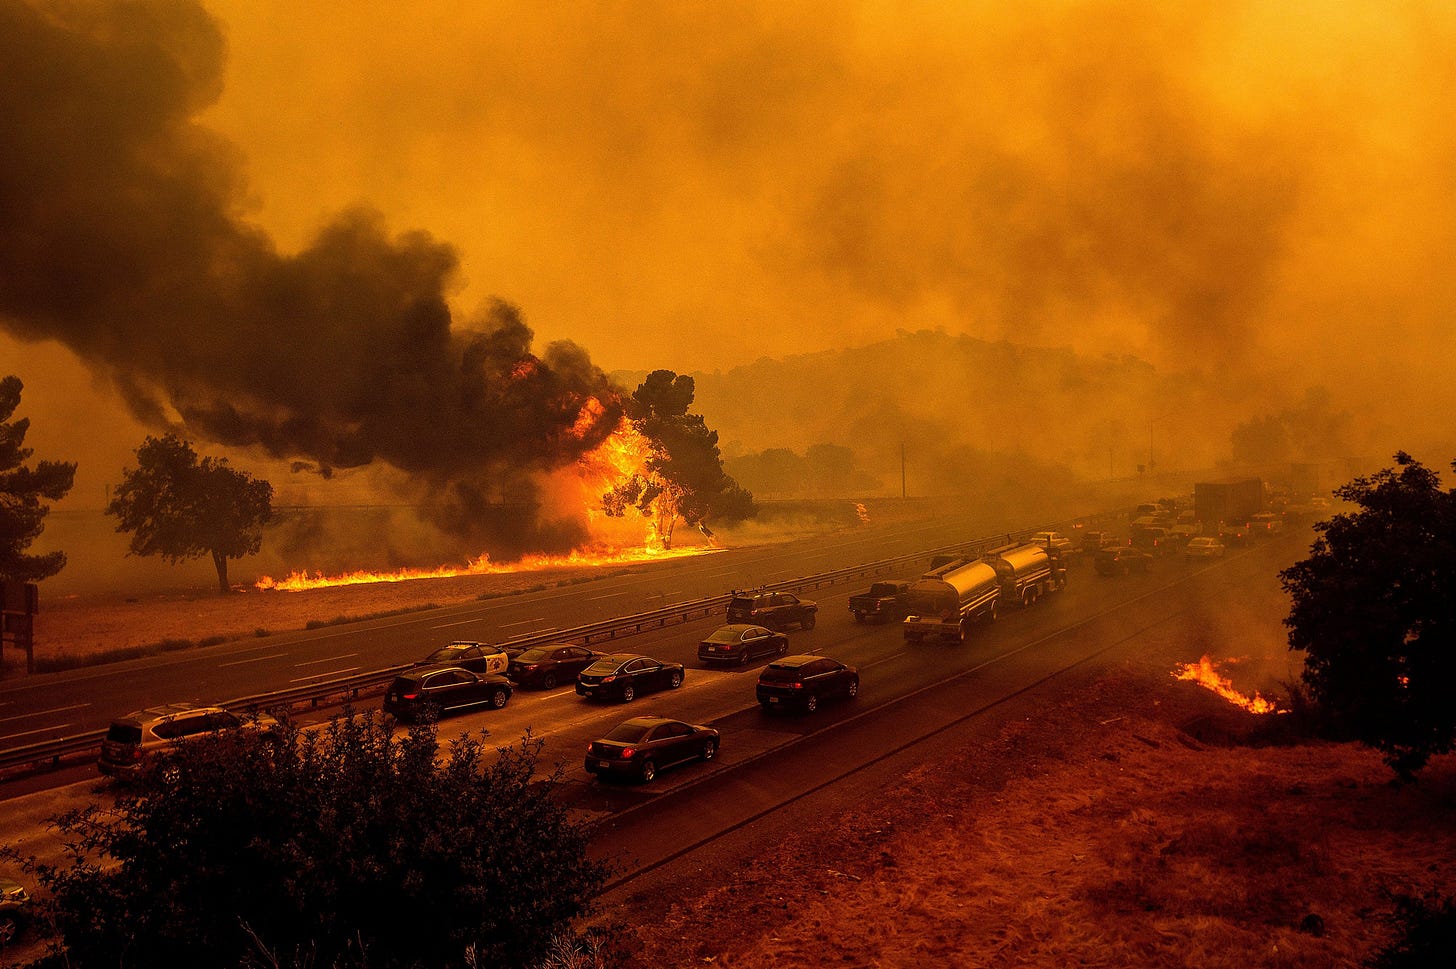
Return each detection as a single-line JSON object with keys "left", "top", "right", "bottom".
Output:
{"left": 507, "top": 643, "right": 604, "bottom": 689}
{"left": 697, "top": 624, "right": 789, "bottom": 666}
{"left": 757, "top": 654, "right": 860, "bottom": 713}
{"left": 576, "top": 653, "right": 685, "bottom": 703}
{"left": 584, "top": 716, "right": 719, "bottom": 783}
{"left": 383, "top": 665, "right": 513, "bottom": 722}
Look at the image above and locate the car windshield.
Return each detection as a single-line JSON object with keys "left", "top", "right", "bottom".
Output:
{"left": 389, "top": 676, "right": 422, "bottom": 691}
{"left": 514, "top": 648, "right": 549, "bottom": 663}
{"left": 759, "top": 664, "right": 801, "bottom": 684}
{"left": 729, "top": 597, "right": 756, "bottom": 610}
{"left": 583, "top": 658, "right": 622, "bottom": 675}
{"left": 868, "top": 583, "right": 901, "bottom": 596}
{"left": 705, "top": 628, "right": 741, "bottom": 643}
{"left": 105, "top": 722, "right": 142, "bottom": 744}
{"left": 425, "top": 647, "right": 465, "bottom": 661}
{"left": 604, "top": 722, "right": 653, "bottom": 743}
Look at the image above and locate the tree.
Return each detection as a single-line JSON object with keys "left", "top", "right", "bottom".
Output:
{"left": 603, "top": 371, "right": 755, "bottom": 546}
{"left": 5, "top": 714, "right": 609, "bottom": 968}
{"left": 0, "top": 375, "right": 77, "bottom": 582}
{"left": 1279, "top": 452, "right": 1456, "bottom": 779}
{"left": 106, "top": 434, "right": 273, "bottom": 593}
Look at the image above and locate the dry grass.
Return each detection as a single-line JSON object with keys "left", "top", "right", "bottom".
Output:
{"left": 621, "top": 667, "right": 1455, "bottom": 969}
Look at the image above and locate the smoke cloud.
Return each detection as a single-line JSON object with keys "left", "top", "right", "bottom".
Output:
{"left": 0, "top": 0, "right": 621, "bottom": 553}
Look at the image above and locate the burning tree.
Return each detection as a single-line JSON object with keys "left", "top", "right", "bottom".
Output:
{"left": 1279, "top": 452, "right": 1456, "bottom": 779}
{"left": 601, "top": 371, "right": 755, "bottom": 547}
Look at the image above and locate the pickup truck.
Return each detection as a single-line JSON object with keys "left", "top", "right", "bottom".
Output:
{"left": 849, "top": 580, "right": 911, "bottom": 623}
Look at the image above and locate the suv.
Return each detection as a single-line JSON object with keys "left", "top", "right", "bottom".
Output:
{"left": 726, "top": 590, "right": 818, "bottom": 630}
{"left": 756, "top": 655, "right": 860, "bottom": 713}
{"left": 99, "top": 703, "right": 277, "bottom": 779}
{"left": 1030, "top": 531, "right": 1074, "bottom": 556}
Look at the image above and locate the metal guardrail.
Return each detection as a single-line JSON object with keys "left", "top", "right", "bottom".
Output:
{"left": 0, "top": 516, "right": 1098, "bottom": 777}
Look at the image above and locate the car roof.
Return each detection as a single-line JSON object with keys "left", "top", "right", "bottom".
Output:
{"left": 116, "top": 702, "right": 209, "bottom": 724}
{"left": 715, "top": 623, "right": 764, "bottom": 633}
{"left": 397, "top": 664, "right": 474, "bottom": 679}
{"left": 617, "top": 715, "right": 678, "bottom": 729}
{"left": 770, "top": 654, "right": 830, "bottom": 668}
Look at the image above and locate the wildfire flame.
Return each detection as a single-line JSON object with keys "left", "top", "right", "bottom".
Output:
{"left": 256, "top": 405, "right": 717, "bottom": 592}
{"left": 1172, "top": 654, "right": 1287, "bottom": 715}
{"left": 855, "top": 502, "right": 870, "bottom": 525}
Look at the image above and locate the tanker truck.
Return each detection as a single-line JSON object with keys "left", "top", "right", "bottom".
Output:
{"left": 903, "top": 543, "right": 1067, "bottom": 644}
{"left": 987, "top": 542, "right": 1067, "bottom": 608}
{"left": 902, "top": 558, "right": 1001, "bottom": 643}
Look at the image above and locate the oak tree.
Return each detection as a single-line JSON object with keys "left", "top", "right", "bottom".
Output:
{"left": 1279, "top": 452, "right": 1456, "bottom": 779}
{"left": 106, "top": 434, "right": 272, "bottom": 593}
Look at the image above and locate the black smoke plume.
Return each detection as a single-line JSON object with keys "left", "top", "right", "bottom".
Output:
{"left": 0, "top": 0, "right": 621, "bottom": 555}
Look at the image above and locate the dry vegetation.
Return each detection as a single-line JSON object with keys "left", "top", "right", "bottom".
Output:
{"left": 615, "top": 659, "right": 1454, "bottom": 968}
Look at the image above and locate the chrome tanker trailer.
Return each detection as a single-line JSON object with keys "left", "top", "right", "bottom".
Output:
{"left": 987, "top": 542, "right": 1067, "bottom": 608}
{"left": 902, "top": 558, "right": 1001, "bottom": 643}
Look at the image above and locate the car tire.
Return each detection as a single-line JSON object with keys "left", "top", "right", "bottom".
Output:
{"left": 988, "top": 600, "right": 998, "bottom": 622}
{"left": 759, "top": 700, "right": 773, "bottom": 712}
{"left": 621, "top": 684, "right": 636, "bottom": 703}
{"left": 489, "top": 687, "right": 509, "bottom": 709}
{"left": 639, "top": 759, "right": 656, "bottom": 783}
{"left": 853, "top": 612, "right": 865, "bottom": 623}
{"left": 778, "top": 639, "right": 788, "bottom": 657}
{"left": 804, "top": 694, "right": 819, "bottom": 713}
{"left": 668, "top": 670, "right": 683, "bottom": 689}
{"left": 802, "top": 613, "right": 817, "bottom": 630}
{"left": 541, "top": 673, "right": 558, "bottom": 690}
{"left": 847, "top": 679, "right": 859, "bottom": 699}
{"left": 702, "top": 739, "right": 717, "bottom": 761}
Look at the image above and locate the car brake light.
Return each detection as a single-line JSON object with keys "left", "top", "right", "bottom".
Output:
{"left": 401, "top": 692, "right": 419, "bottom": 701}
{"left": 620, "top": 747, "right": 634, "bottom": 758}
{"left": 792, "top": 682, "right": 803, "bottom": 690}
{"left": 601, "top": 675, "right": 616, "bottom": 683}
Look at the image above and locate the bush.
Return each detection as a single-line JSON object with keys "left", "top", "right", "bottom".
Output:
{"left": 5, "top": 713, "right": 609, "bottom": 968}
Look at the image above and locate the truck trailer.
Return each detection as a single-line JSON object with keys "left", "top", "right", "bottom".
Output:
{"left": 987, "top": 543, "right": 1067, "bottom": 607}
{"left": 902, "top": 558, "right": 1001, "bottom": 643}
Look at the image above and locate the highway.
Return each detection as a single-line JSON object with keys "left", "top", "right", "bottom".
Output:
{"left": 0, "top": 505, "right": 1075, "bottom": 751}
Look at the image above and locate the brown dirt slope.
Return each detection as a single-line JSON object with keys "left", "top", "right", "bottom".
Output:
{"left": 621, "top": 658, "right": 1454, "bottom": 969}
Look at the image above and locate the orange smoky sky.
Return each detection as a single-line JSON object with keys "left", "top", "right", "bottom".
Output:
{"left": 3, "top": 0, "right": 1455, "bottom": 507}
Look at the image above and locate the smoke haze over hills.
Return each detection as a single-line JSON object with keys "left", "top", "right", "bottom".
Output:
{"left": 3, "top": 0, "right": 1455, "bottom": 583}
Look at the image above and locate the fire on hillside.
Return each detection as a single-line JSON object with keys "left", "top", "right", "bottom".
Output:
{"left": 1172, "top": 654, "right": 1287, "bottom": 715}
{"left": 256, "top": 404, "right": 718, "bottom": 592}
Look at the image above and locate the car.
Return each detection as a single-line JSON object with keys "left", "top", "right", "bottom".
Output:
{"left": 414, "top": 641, "right": 508, "bottom": 676}
{"left": 1030, "top": 531, "right": 1074, "bottom": 556}
{"left": 697, "top": 624, "right": 789, "bottom": 666}
{"left": 1248, "top": 512, "right": 1285, "bottom": 537}
{"left": 584, "top": 716, "right": 719, "bottom": 783}
{"left": 756, "top": 654, "right": 860, "bottom": 713}
{"left": 98, "top": 703, "right": 279, "bottom": 779}
{"left": 507, "top": 643, "right": 604, "bottom": 689}
{"left": 1094, "top": 547, "right": 1152, "bottom": 576}
{"left": 1217, "top": 521, "right": 1252, "bottom": 547}
{"left": 0, "top": 874, "right": 29, "bottom": 943}
{"left": 726, "top": 590, "right": 818, "bottom": 630}
{"left": 1183, "top": 536, "right": 1226, "bottom": 559}
{"left": 1129, "top": 524, "right": 1170, "bottom": 553}
{"left": 382, "top": 665, "right": 512, "bottom": 721}
{"left": 1080, "top": 530, "right": 1120, "bottom": 554}
{"left": 576, "top": 653, "right": 685, "bottom": 702}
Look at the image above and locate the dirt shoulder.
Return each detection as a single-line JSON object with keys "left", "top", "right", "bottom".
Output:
{"left": 616, "top": 657, "right": 1453, "bottom": 968}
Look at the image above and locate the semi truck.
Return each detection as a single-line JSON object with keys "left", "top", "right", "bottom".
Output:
{"left": 903, "top": 543, "right": 1067, "bottom": 644}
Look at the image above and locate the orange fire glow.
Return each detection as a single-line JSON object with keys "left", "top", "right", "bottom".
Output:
{"left": 1172, "top": 654, "right": 1287, "bottom": 715}
{"left": 256, "top": 415, "right": 713, "bottom": 592}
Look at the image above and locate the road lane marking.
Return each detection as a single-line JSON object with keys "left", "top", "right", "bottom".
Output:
{"left": 500, "top": 619, "right": 542, "bottom": 628}
{"left": 0, "top": 723, "right": 75, "bottom": 742}
{"left": 292, "top": 653, "right": 358, "bottom": 668}
{"left": 218, "top": 653, "right": 287, "bottom": 668}
{"left": 589, "top": 592, "right": 629, "bottom": 600}
{"left": 289, "top": 667, "right": 359, "bottom": 683}
{"left": 0, "top": 703, "right": 90, "bottom": 724}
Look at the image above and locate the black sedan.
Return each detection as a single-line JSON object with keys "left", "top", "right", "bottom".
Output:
{"left": 697, "top": 624, "right": 789, "bottom": 666}
{"left": 757, "top": 654, "right": 860, "bottom": 713}
{"left": 576, "top": 653, "right": 685, "bottom": 703}
{"left": 507, "top": 643, "right": 604, "bottom": 689}
{"left": 383, "top": 665, "right": 513, "bottom": 722}
{"left": 413, "top": 641, "right": 506, "bottom": 675}
{"left": 585, "top": 716, "right": 719, "bottom": 783}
